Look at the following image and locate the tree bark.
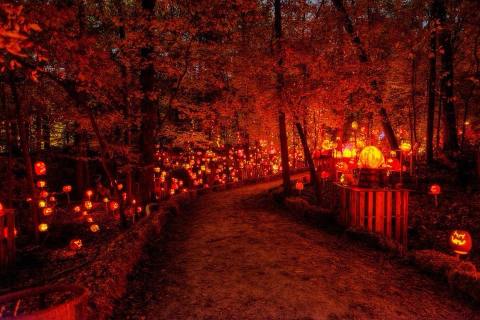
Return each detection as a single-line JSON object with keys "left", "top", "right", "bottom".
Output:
{"left": 274, "top": 0, "right": 291, "bottom": 195}
{"left": 140, "top": 0, "right": 158, "bottom": 202}
{"left": 435, "top": 0, "right": 459, "bottom": 154}
{"left": 296, "top": 123, "right": 321, "bottom": 203}
{"left": 9, "top": 72, "right": 39, "bottom": 241}
{"left": 426, "top": 24, "right": 436, "bottom": 164}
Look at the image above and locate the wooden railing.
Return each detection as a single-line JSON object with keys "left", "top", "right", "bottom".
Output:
{"left": 336, "top": 184, "right": 409, "bottom": 248}
{"left": 0, "top": 208, "right": 15, "bottom": 271}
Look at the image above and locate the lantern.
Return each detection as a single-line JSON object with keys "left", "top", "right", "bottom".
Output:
{"left": 69, "top": 239, "right": 83, "bottom": 250}
{"left": 34, "top": 161, "right": 47, "bottom": 175}
{"left": 38, "top": 223, "right": 48, "bottom": 232}
{"left": 358, "top": 146, "right": 384, "bottom": 169}
{"left": 109, "top": 201, "right": 119, "bottom": 211}
{"left": 84, "top": 201, "right": 93, "bottom": 210}
{"left": 36, "top": 180, "right": 46, "bottom": 188}
{"left": 62, "top": 185, "right": 72, "bottom": 193}
{"left": 90, "top": 224, "right": 100, "bottom": 232}
{"left": 449, "top": 230, "right": 472, "bottom": 256}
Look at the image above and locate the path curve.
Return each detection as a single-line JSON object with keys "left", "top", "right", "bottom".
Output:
{"left": 113, "top": 180, "right": 479, "bottom": 320}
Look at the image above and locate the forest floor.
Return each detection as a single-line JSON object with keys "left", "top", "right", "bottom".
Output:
{"left": 112, "top": 179, "right": 479, "bottom": 320}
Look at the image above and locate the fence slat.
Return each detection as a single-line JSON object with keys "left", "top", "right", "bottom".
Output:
{"left": 375, "top": 192, "right": 384, "bottom": 234}
{"left": 367, "top": 191, "right": 374, "bottom": 232}
{"left": 359, "top": 191, "right": 365, "bottom": 228}
{"left": 386, "top": 191, "right": 392, "bottom": 238}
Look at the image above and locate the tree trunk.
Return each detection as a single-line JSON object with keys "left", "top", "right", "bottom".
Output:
{"left": 274, "top": 0, "right": 291, "bottom": 195}
{"left": 426, "top": 26, "right": 436, "bottom": 164}
{"left": 296, "top": 123, "right": 321, "bottom": 203}
{"left": 435, "top": 0, "right": 459, "bottom": 154}
{"left": 410, "top": 55, "right": 417, "bottom": 144}
{"left": 140, "top": 0, "right": 158, "bottom": 202}
{"left": 9, "top": 73, "right": 39, "bottom": 241}
{"left": 379, "top": 108, "right": 399, "bottom": 150}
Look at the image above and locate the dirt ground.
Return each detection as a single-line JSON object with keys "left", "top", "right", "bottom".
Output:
{"left": 112, "top": 180, "right": 479, "bottom": 320}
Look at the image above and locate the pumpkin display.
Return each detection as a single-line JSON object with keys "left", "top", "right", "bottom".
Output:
{"left": 449, "top": 230, "right": 472, "bottom": 255}
{"left": 358, "top": 146, "right": 384, "bottom": 169}
{"left": 34, "top": 161, "right": 47, "bottom": 175}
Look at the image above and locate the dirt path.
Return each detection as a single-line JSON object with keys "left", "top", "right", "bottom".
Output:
{"left": 113, "top": 180, "right": 479, "bottom": 320}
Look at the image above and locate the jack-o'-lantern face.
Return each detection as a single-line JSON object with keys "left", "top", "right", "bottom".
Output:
{"left": 449, "top": 230, "right": 472, "bottom": 255}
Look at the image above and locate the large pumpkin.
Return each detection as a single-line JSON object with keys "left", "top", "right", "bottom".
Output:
{"left": 449, "top": 230, "right": 472, "bottom": 255}
{"left": 359, "top": 146, "right": 384, "bottom": 169}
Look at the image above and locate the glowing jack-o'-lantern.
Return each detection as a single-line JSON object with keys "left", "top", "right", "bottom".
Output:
{"left": 449, "top": 230, "right": 472, "bottom": 255}
{"left": 109, "top": 201, "right": 119, "bottom": 211}
{"left": 69, "top": 239, "right": 83, "bottom": 250}
{"left": 336, "top": 161, "right": 348, "bottom": 172}
{"left": 42, "top": 207, "right": 54, "bottom": 216}
{"left": 38, "top": 223, "right": 48, "bottom": 232}
{"left": 399, "top": 142, "right": 412, "bottom": 153}
{"left": 38, "top": 200, "right": 47, "bottom": 208}
{"left": 90, "top": 224, "right": 100, "bottom": 232}
{"left": 351, "top": 121, "right": 358, "bottom": 130}
{"left": 62, "top": 185, "right": 72, "bottom": 193}
{"left": 295, "top": 181, "right": 304, "bottom": 191}
{"left": 85, "top": 190, "right": 93, "bottom": 199}
{"left": 359, "top": 146, "right": 384, "bottom": 169}
{"left": 34, "top": 161, "right": 47, "bottom": 175}
{"left": 386, "top": 158, "right": 401, "bottom": 171}
{"left": 36, "top": 180, "right": 46, "bottom": 188}
{"left": 429, "top": 184, "right": 441, "bottom": 195}
{"left": 320, "top": 171, "right": 330, "bottom": 179}
{"left": 3, "top": 227, "right": 17, "bottom": 238}
{"left": 84, "top": 201, "right": 93, "bottom": 210}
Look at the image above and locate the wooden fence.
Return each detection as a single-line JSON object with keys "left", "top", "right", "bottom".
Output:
{"left": 336, "top": 184, "right": 409, "bottom": 248}
{"left": 0, "top": 208, "right": 15, "bottom": 271}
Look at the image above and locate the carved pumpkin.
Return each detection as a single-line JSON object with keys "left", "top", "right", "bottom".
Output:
{"left": 90, "top": 224, "right": 100, "bottom": 232}
{"left": 449, "top": 230, "right": 472, "bottom": 255}
{"left": 84, "top": 201, "right": 93, "bottom": 210}
{"left": 320, "top": 171, "right": 330, "bottom": 179}
{"left": 351, "top": 121, "right": 358, "bottom": 130}
{"left": 38, "top": 223, "right": 48, "bottom": 232}
{"left": 62, "top": 185, "right": 72, "bottom": 193}
{"left": 336, "top": 161, "right": 348, "bottom": 172}
{"left": 69, "top": 239, "right": 83, "bottom": 250}
{"left": 36, "top": 180, "right": 46, "bottom": 188}
{"left": 109, "top": 201, "right": 119, "bottom": 211}
{"left": 386, "top": 158, "right": 401, "bottom": 171}
{"left": 399, "top": 142, "right": 412, "bottom": 153}
{"left": 359, "top": 146, "right": 384, "bottom": 169}
{"left": 430, "top": 184, "right": 441, "bottom": 195}
{"left": 34, "top": 161, "right": 47, "bottom": 175}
